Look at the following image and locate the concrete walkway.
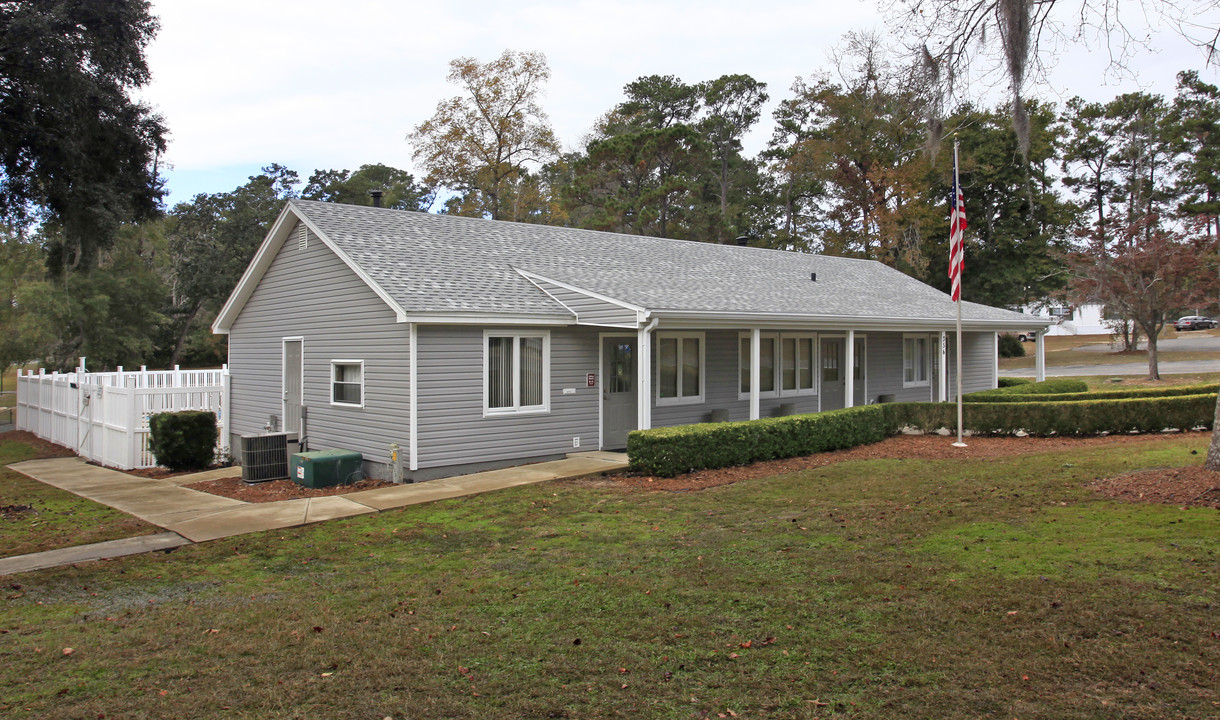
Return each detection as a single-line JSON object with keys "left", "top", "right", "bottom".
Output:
{"left": 2, "top": 451, "right": 628, "bottom": 574}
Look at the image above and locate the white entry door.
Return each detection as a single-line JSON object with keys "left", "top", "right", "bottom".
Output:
{"left": 602, "top": 337, "right": 637, "bottom": 449}
{"left": 283, "top": 338, "right": 303, "bottom": 433}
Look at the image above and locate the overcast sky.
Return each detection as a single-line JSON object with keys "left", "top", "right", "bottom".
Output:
{"left": 140, "top": 0, "right": 1219, "bottom": 207}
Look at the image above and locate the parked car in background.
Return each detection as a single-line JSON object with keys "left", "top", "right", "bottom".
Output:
{"left": 1017, "top": 331, "right": 1040, "bottom": 342}
{"left": 1173, "top": 316, "right": 1217, "bottom": 331}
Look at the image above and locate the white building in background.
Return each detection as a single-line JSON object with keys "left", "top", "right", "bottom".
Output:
{"left": 1019, "top": 303, "right": 1112, "bottom": 336}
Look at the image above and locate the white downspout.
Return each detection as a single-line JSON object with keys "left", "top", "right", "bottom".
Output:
{"left": 637, "top": 317, "right": 659, "bottom": 431}
{"left": 845, "top": 329, "right": 855, "bottom": 408}
{"left": 749, "top": 328, "right": 761, "bottom": 420}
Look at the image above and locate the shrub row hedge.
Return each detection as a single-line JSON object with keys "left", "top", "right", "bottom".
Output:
{"left": 967, "top": 378, "right": 1089, "bottom": 397}
{"left": 149, "top": 411, "right": 218, "bottom": 471}
{"left": 627, "top": 405, "right": 899, "bottom": 477}
{"left": 627, "top": 391, "right": 1217, "bottom": 477}
{"left": 889, "top": 393, "right": 1216, "bottom": 436}
{"left": 965, "top": 383, "right": 1220, "bottom": 404}
{"left": 996, "top": 377, "right": 1033, "bottom": 388}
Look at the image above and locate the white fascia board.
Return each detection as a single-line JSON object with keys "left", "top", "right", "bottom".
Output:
{"left": 211, "top": 201, "right": 410, "bottom": 333}
{"left": 513, "top": 269, "right": 649, "bottom": 315}
{"left": 404, "top": 312, "right": 577, "bottom": 326}
{"left": 648, "top": 310, "right": 1053, "bottom": 333}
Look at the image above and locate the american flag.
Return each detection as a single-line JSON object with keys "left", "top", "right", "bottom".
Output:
{"left": 948, "top": 150, "right": 966, "bottom": 302}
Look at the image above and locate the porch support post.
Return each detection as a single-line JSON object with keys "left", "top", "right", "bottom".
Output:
{"left": 844, "top": 329, "right": 856, "bottom": 408}
{"left": 939, "top": 331, "right": 948, "bottom": 402}
{"left": 749, "top": 328, "right": 761, "bottom": 421}
{"left": 637, "top": 320, "right": 655, "bottom": 431}
{"left": 1035, "top": 330, "right": 1046, "bottom": 383}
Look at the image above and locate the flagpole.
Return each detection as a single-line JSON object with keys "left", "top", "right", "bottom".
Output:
{"left": 952, "top": 138, "right": 966, "bottom": 448}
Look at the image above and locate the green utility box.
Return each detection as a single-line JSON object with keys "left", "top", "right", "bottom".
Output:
{"left": 290, "top": 450, "right": 363, "bottom": 488}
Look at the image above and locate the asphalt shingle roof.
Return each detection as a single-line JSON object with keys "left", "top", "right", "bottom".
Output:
{"left": 292, "top": 199, "right": 1036, "bottom": 326}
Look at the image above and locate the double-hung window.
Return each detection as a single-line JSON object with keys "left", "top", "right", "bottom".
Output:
{"left": 331, "top": 360, "right": 364, "bottom": 407}
{"left": 485, "top": 331, "right": 550, "bottom": 415}
{"left": 903, "top": 335, "right": 930, "bottom": 387}
{"left": 656, "top": 333, "right": 704, "bottom": 405}
{"left": 740, "top": 333, "right": 815, "bottom": 397}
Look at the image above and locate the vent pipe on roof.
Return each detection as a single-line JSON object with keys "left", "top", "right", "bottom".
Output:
{"left": 735, "top": 235, "right": 750, "bottom": 246}
{"left": 370, "top": 189, "right": 384, "bottom": 207}
{"left": 811, "top": 272, "right": 817, "bottom": 282}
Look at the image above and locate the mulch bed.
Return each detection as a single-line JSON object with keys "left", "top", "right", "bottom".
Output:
{"left": 182, "top": 476, "right": 394, "bottom": 503}
{"left": 570, "top": 433, "right": 1220, "bottom": 509}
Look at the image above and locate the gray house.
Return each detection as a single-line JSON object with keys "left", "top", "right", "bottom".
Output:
{"left": 213, "top": 200, "right": 1050, "bottom": 481}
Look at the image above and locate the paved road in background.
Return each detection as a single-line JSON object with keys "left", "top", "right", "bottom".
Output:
{"left": 1006, "top": 333, "right": 1220, "bottom": 377}
{"left": 1005, "top": 359, "right": 1220, "bottom": 378}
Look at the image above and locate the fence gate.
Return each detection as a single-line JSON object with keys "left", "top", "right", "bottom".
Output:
{"left": 15, "top": 364, "right": 231, "bottom": 470}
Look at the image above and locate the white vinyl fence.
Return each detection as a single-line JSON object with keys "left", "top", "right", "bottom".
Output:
{"left": 15, "top": 363, "right": 230, "bottom": 470}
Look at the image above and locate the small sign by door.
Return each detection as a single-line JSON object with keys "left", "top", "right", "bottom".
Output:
{"left": 587, "top": 373, "right": 596, "bottom": 387}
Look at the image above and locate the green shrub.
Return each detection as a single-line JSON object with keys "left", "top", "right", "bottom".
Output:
{"left": 966, "top": 378, "right": 1089, "bottom": 398}
{"left": 998, "top": 334, "right": 1026, "bottom": 358}
{"left": 149, "top": 411, "right": 218, "bottom": 471}
{"left": 889, "top": 393, "right": 1216, "bottom": 436}
{"left": 997, "top": 377, "right": 1033, "bottom": 388}
{"left": 966, "top": 383, "right": 1220, "bottom": 404}
{"left": 627, "top": 405, "right": 899, "bottom": 477}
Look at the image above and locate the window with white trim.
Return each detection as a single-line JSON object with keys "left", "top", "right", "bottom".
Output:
{"left": 740, "top": 333, "right": 815, "bottom": 397}
{"left": 657, "top": 333, "right": 704, "bottom": 405}
{"left": 331, "top": 361, "right": 364, "bottom": 407}
{"left": 903, "top": 335, "right": 930, "bottom": 387}
{"left": 485, "top": 331, "right": 550, "bottom": 415}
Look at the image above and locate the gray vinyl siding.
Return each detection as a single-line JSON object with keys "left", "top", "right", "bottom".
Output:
{"left": 534, "top": 279, "right": 637, "bottom": 327}
{"left": 227, "top": 222, "right": 411, "bottom": 467}
{"left": 868, "top": 333, "right": 936, "bottom": 403}
{"left": 959, "top": 331, "right": 996, "bottom": 394}
{"left": 415, "top": 325, "right": 600, "bottom": 469}
{"left": 651, "top": 330, "right": 820, "bottom": 426}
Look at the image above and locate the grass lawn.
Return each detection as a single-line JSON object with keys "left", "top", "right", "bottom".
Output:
{"left": 0, "top": 436, "right": 160, "bottom": 558}
{"left": 1, "top": 434, "right": 1216, "bottom": 719}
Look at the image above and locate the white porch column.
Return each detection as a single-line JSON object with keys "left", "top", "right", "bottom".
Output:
{"left": 939, "top": 331, "right": 948, "bottom": 402}
{"left": 1035, "top": 330, "right": 1046, "bottom": 383}
{"left": 637, "top": 321, "right": 654, "bottom": 431}
{"left": 844, "top": 329, "right": 855, "bottom": 407}
{"left": 749, "top": 328, "right": 761, "bottom": 420}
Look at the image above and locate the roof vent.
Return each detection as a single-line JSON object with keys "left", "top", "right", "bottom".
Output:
{"left": 811, "top": 272, "right": 817, "bottom": 282}
{"left": 735, "top": 235, "right": 750, "bottom": 246}
{"left": 369, "top": 189, "right": 384, "bottom": 208}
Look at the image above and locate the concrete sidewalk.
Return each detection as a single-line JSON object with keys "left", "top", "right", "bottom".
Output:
{"left": 2, "top": 451, "right": 627, "bottom": 573}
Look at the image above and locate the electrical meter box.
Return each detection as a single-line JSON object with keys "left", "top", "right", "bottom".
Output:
{"left": 290, "top": 450, "right": 363, "bottom": 488}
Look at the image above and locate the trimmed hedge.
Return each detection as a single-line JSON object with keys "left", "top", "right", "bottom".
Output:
{"left": 998, "top": 334, "right": 1026, "bottom": 358}
{"left": 149, "top": 411, "right": 218, "bottom": 471}
{"left": 965, "top": 378, "right": 1089, "bottom": 398}
{"left": 965, "top": 383, "right": 1220, "bottom": 404}
{"left": 889, "top": 393, "right": 1216, "bottom": 436}
{"left": 997, "top": 377, "right": 1033, "bottom": 388}
{"left": 627, "top": 391, "right": 1218, "bottom": 477}
{"left": 627, "top": 405, "right": 899, "bottom": 477}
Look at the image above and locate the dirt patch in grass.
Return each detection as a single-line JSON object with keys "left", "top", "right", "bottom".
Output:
{"left": 183, "top": 476, "right": 393, "bottom": 503}
{"left": 576, "top": 433, "right": 1217, "bottom": 504}
{"left": 0, "top": 431, "right": 77, "bottom": 459}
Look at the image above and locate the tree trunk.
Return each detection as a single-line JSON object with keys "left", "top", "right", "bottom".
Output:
{"left": 1206, "top": 392, "right": 1220, "bottom": 471}
{"left": 169, "top": 300, "right": 203, "bottom": 368}
{"left": 1144, "top": 322, "right": 1159, "bottom": 380}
